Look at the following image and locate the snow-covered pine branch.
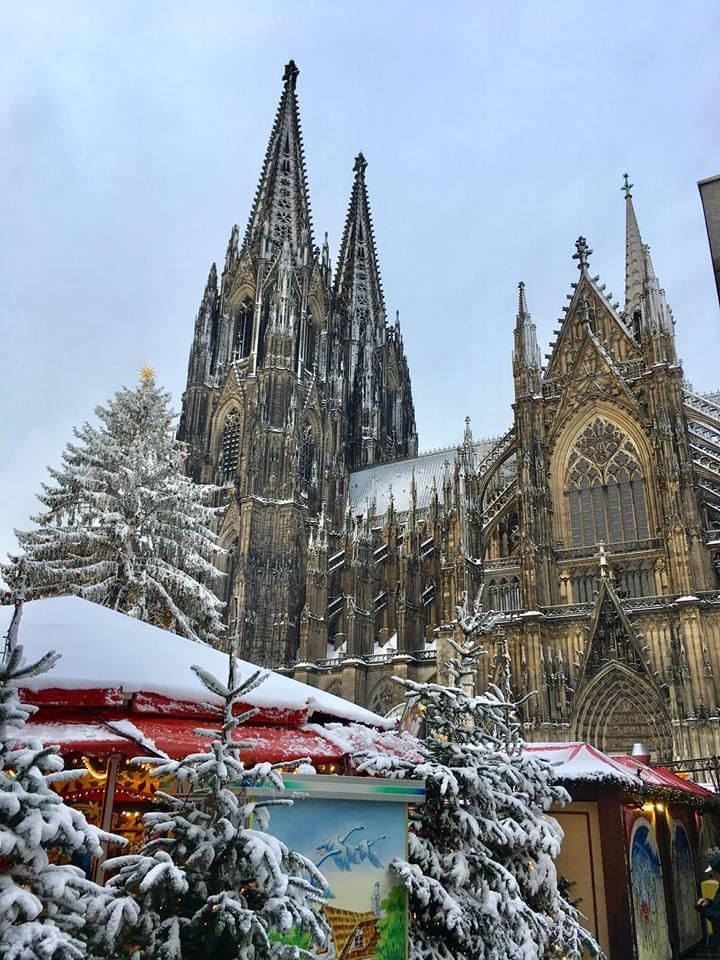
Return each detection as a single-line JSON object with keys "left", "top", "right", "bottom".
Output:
{"left": 3, "top": 372, "right": 226, "bottom": 646}
{"left": 86, "top": 644, "right": 330, "bottom": 960}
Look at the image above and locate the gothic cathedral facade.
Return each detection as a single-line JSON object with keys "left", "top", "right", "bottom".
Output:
{"left": 179, "top": 63, "right": 720, "bottom": 763}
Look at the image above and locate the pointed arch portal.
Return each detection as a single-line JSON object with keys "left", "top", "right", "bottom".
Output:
{"left": 572, "top": 663, "right": 673, "bottom": 761}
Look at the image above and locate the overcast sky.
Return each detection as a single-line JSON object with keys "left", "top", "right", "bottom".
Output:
{"left": 1, "top": 0, "right": 719, "bottom": 565}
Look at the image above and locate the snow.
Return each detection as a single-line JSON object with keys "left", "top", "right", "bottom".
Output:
{"left": 372, "top": 632, "right": 397, "bottom": 654}
{"left": 20, "top": 723, "right": 129, "bottom": 746}
{"left": 106, "top": 719, "right": 168, "bottom": 758}
{"left": 0, "top": 597, "right": 390, "bottom": 728}
{"left": 309, "top": 722, "right": 421, "bottom": 762}
{"left": 522, "top": 742, "right": 640, "bottom": 785}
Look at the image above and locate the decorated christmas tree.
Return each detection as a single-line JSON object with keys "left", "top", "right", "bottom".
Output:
{"left": 86, "top": 646, "right": 330, "bottom": 960}
{"left": 4, "top": 369, "right": 225, "bottom": 646}
{"left": 0, "top": 572, "right": 112, "bottom": 960}
{"left": 355, "top": 591, "right": 602, "bottom": 960}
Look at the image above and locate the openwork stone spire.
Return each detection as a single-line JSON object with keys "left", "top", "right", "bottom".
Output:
{"left": 241, "top": 60, "right": 313, "bottom": 264}
{"left": 622, "top": 176, "right": 674, "bottom": 345}
{"left": 334, "top": 152, "right": 386, "bottom": 328}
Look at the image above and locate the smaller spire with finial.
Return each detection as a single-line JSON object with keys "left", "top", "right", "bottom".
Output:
{"left": 572, "top": 236, "right": 593, "bottom": 271}
{"left": 517, "top": 280, "right": 529, "bottom": 321}
{"left": 353, "top": 152, "right": 368, "bottom": 176}
{"left": 512, "top": 280, "right": 541, "bottom": 385}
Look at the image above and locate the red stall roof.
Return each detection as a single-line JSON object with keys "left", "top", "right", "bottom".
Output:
{"left": 1, "top": 597, "right": 389, "bottom": 728}
{"left": 611, "top": 754, "right": 715, "bottom": 798}
{"left": 2, "top": 597, "right": 395, "bottom": 768}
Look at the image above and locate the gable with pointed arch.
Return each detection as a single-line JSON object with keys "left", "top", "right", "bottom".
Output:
{"left": 571, "top": 579, "right": 673, "bottom": 759}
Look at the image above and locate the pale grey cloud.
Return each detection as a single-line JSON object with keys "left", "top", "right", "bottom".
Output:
{"left": 2, "top": 0, "right": 719, "bottom": 564}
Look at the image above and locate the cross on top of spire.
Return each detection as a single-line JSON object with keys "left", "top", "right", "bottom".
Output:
{"left": 283, "top": 60, "right": 299, "bottom": 87}
{"left": 622, "top": 172, "right": 633, "bottom": 200}
{"left": 354, "top": 152, "right": 368, "bottom": 175}
{"left": 573, "top": 236, "right": 593, "bottom": 271}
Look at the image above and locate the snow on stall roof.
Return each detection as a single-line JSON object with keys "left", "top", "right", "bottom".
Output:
{"left": 0, "top": 597, "right": 389, "bottom": 728}
{"left": 611, "top": 754, "right": 716, "bottom": 798}
{"left": 523, "top": 742, "right": 640, "bottom": 785}
{"left": 22, "top": 722, "right": 129, "bottom": 746}
{"left": 310, "top": 722, "right": 422, "bottom": 762}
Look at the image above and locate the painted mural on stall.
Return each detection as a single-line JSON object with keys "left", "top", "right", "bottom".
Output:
{"left": 269, "top": 798, "right": 407, "bottom": 960}
{"left": 670, "top": 815, "right": 701, "bottom": 952}
{"left": 700, "top": 811, "right": 720, "bottom": 858}
{"left": 629, "top": 816, "right": 671, "bottom": 960}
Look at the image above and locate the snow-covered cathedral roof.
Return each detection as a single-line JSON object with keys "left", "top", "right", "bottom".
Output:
{"left": 0, "top": 597, "right": 389, "bottom": 727}
{"left": 349, "top": 439, "right": 500, "bottom": 517}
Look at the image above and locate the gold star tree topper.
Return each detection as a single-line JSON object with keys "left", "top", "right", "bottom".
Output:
{"left": 139, "top": 365, "right": 156, "bottom": 383}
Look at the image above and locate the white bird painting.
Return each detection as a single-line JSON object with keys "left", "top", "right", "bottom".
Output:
{"left": 316, "top": 825, "right": 366, "bottom": 871}
{"left": 316, "top": 826, "right": 387, "bottom": 872}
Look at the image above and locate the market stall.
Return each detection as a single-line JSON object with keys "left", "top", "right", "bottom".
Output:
{"left": 525, "top": 741, "right": 720, "bottom": 960}
{"left": 0, "top": 596, "right": 393, "bottom": 849}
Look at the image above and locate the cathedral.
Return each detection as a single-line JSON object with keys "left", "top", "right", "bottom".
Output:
{"left": 179, "top": 62, "right": 720, "bottom": 764}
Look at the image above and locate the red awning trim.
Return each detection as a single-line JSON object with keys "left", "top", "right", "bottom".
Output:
{"left": 21, "top": 687, "right": 125, "bottom": 708}
{"left": 121, "top": 717, "right": 346, "bottom": 764}
{"left": 130, "top": 690, "right": 309, "bottom": 725}
{"left": 23, "top": 717, "right": 347, "bottom": 766}
{"left": 611, "top": 754, "right": 715, "bottom": 798}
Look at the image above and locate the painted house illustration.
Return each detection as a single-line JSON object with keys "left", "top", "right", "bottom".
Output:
{"left": 321, "top": 907, "right": 380, "bottom": 960}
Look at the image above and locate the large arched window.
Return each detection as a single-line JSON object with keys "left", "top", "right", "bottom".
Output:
{"left": 220, "top": 409, "right": 241, "bottom": 482}
{"left": 566, "top": 418, "right": 649, "bottom": 548}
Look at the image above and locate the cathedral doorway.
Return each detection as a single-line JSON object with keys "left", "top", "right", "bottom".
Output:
{"left": 571, "top": 663, "right": 673, "bottom": 761}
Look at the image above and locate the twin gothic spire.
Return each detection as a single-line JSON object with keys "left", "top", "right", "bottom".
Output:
{"left": 239, "top": 60, "right": 389, "bottom": 340}
{"left": 236, "top": 60, "right": 386, "bottom": 348}
{"left": 334, "top": 152, "right": 386, "bottom": 326}
{"left": 242, "top": 60, "right": 313, "bottom": 266}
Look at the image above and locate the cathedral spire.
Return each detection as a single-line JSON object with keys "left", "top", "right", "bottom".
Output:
{"left": 622, "top": 176, "right": 675, "bottom": 351}
{"left": 512, "top": 281, "right": 542, "bottom": 395}
{"left": 623, "top": 174, "right": 645, "bottom": 324}
{"left": 241, "top": 60, "right": 313, "bottom": 265}
{"left": 334, "top": 153, "right": 386, "bottom": 329}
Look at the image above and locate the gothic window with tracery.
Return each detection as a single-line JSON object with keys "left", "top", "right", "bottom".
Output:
{"left": 565, "top": 418, "right": 649, "bottom": 548}
{"left": 232, "top": 300, "right": 253, "bottom": 360}
{"left": 220, "top": 410, "right": 241, "bottom": 482}
{"left": 300, "top": 424, "right": 315, "bottom": 487}
{"left": 485, "top": 576, "right": 521, "bottom": 612}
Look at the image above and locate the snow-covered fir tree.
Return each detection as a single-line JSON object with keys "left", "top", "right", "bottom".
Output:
{"left": 0, "top": 582, "right": 112, "bottom": 960}
{"left": 4, "top": 370, "right": 225, "bottom": 645}
{"left": 356, "top": 675, "right": 602, "bottom": 960}
{"left": 86, "top": 649, "right": 329, "bottom": 960}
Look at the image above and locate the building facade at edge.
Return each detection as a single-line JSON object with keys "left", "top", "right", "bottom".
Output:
{"left": 179, "top": 63, "right": 720, "bottom": 763}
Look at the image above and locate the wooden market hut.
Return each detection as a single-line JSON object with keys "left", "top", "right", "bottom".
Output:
{"left": 524, "top": 741, "right": 720, "bottom": 960}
